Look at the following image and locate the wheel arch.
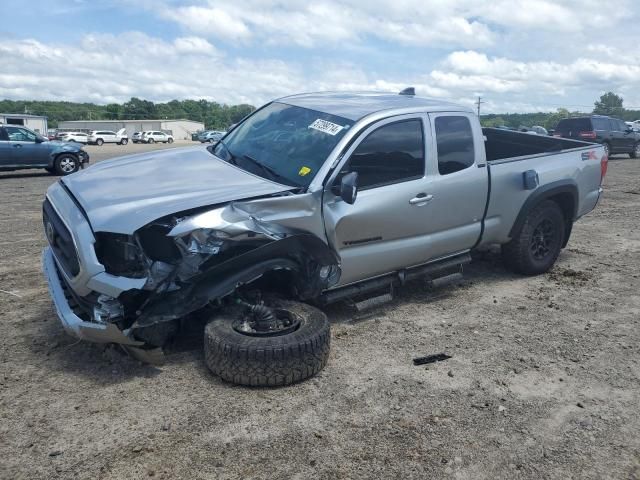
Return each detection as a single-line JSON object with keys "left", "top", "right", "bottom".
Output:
{"left": 509, "top": 180, "right": 578, "bottom": 248}
{"left": 135, "top": 234, "right": 340, "bottom": 328}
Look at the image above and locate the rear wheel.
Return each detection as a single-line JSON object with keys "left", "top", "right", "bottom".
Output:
{"left": 96, "top": 138, "right": 104, "bottom": 146}
{"left": 630, "top": 142, "right": 640, "bottom": 159}
{"left": 204, "top": 299, "right": 331, "bottom": 387}
{"left": 54, "top": 154, "right": 80, "bottom": 176}
{"left": 502, "top": 200, "right": 565, "bottom": 275}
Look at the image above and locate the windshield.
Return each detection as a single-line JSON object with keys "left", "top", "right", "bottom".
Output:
{"left": 212, "top": 102, "right": 353, "bottom": 188}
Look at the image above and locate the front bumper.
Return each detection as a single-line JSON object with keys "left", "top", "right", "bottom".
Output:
{"left": 42, "top": 247, "right": 142, "bottom": 346}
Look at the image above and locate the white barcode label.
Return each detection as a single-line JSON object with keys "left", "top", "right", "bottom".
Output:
{"left": 308, "top": 119, "right": 344, "bottom": 135}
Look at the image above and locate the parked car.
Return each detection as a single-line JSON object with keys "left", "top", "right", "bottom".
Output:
{"left": 141, "top": 131, "right": 174, "bottom": 144}
{"left": 47, "top": 129, "right": 57, "bottom": 141}
{"left": 59, "top": 132, "right": 89, "bottom": 144}
{"left": 42, "top": 90, "right": 605, "bottom": 386}
{"left": 199, "top": 130, "right": 225, "bottom": 143}
{"left": 132, "top": 132, "right": 144, "bottom": 143}
{"left": 88, "top": 129, "right": 128, "bottom": 146}
{"left": 0, "top": 124, "right": 89, "bottom": 175}
{"left": 554, "top": 115, "right": 640, "bottom": 158}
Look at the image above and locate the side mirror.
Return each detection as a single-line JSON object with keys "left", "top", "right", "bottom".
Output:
{"left": 35, "top": 136, "right": 45, "bottom": 143}
{"left": 339, "top": 172, "right": 359, "bottom": 205}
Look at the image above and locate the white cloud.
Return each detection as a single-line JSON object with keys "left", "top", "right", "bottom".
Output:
{"left": 2, "top": 0, "right": 640, "bottom": 113}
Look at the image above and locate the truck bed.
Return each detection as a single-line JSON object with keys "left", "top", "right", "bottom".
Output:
{"left": 483, "top": 128, "right": 592, "bottom": 163}
{"left": 479, "top": 128, "right": 604, "bottom": 247}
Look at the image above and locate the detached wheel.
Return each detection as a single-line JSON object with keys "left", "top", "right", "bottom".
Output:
{"left": 502, "top": 200, "right": 565, "bottom": 275}
{"left": 54, "top": 154, "right": 80, "bottom": 175}
{"left": 204, "top": 300, "right": 331, "bottom": 387}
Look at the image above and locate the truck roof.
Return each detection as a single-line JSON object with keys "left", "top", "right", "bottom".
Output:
{"left": 279, "top": 91, "right": 472, "bottom": 121}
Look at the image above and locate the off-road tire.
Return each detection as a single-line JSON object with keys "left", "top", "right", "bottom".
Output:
{"left": 54, "top": 154, "right": 80, "bottom": 176}
{"left": 96, "top": 138, "right": 104, "bottom": 146}
{"left": 502, "top": 200, "right": 565, "bottom": 275}
{"left": 630, "top": 142, "right": 640, "bottom": 159}
{"left": 204, "top": 300, "right": 330, "bottom": 387}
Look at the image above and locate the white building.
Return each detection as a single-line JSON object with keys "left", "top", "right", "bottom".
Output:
{"left": 58, "top": 119, "right": 205, "bottom": 141}
{"left": 0, "top": 113, "right": 48, "bottom": 134}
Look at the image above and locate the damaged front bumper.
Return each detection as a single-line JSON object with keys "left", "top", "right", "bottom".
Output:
{"left": 42, "top": 247, "right": 142, "bottom": 346}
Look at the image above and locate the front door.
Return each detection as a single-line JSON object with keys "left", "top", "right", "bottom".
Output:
{"left": 323, "top": 112, "right": 488, "bottom": 288}
{"left": 5, "top": 126, "right": 50, "bottom": 167}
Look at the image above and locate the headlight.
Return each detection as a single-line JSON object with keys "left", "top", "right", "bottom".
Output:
{"left": 94, "top": 232, "right": 147, "bottom": 278}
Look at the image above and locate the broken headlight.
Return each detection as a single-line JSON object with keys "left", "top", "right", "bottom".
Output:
{"left": 94, "top": 232, "right": 147, "bottom": 278}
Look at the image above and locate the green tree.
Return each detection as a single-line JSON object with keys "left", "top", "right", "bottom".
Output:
{"left": 593, "top": 92, "right": 624, "bottom": 117}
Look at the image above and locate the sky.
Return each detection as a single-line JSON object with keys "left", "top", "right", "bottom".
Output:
{"left": 1, "top": 0, "right": 639, "bottom": 113}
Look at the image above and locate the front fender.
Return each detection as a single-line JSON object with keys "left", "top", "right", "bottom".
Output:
{"left": 134, "top": 234, "right": 339, "bottom": 328}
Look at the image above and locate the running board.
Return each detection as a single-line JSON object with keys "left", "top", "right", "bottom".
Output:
{"left": 320, "top": 252, "right": 471, "bottom": 306}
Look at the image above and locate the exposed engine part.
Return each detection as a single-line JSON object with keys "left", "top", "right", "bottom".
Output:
{"left": 93, "top": 294, "right": 124, "bottom": 324}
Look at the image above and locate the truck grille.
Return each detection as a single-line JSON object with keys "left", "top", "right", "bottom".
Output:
{"left": 43, "top": 199, "right": 80, "bottom": 277}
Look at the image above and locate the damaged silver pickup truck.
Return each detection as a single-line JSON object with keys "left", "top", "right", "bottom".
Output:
{"left": 42, "top": 90, "right": 606, "bottom": 386}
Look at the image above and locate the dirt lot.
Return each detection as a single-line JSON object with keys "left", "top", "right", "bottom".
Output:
{"left": 1, "top": 143, "right": 639, "bottom": 479}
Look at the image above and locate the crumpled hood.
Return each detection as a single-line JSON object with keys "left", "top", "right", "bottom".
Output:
{"left": 60, "top": 146, "right": 292, "bottom": 234}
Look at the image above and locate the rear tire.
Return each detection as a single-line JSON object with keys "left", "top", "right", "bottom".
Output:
{"left": 204, "top": 300, "right": 331, "bottom": 387}
{"left": 502, "top": 200, "right": 565, "bottom": 275}
{"left": 54, "top": 154, "right": 80, "bottom": 176}
{"left": 630, "top": 142, "right": 640, "bottom": 159}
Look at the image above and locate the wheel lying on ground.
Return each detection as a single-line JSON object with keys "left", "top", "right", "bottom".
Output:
{"left": 204, "top": 299, "right": 331, "bottom": 387}
{"left": 502, "top": 200, "right": 565, "bottom": 275}
{"left": 54, "top": 154, "right": 80, "bottom": 175}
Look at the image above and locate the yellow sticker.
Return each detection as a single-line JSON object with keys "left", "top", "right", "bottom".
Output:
{"left": 298, "top": 166, "right": 312, "bottom": 176}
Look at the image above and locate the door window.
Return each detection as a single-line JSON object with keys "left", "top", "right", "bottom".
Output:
{"left": 6, "top": 126, "right": 36, "bottom": 142}
{"left": 345, "top": 119, "right": 424, "bottom": 189}
{"left": 592, "top": 118, "right": 608, "bottom": 131}
{"left": 435, "top": 116, "right": 475, "bottom": 175}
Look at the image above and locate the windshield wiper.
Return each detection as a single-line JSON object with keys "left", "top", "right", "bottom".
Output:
{"left": 240, "top": 154, "right": 301, "bottom": 187}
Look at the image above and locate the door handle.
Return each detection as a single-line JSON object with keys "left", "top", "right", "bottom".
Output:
{"left": 13, "top": 144, "right": 22, "bottom": 148}
{"left": 409, "top": 193, "right": 434, "bottom": 205}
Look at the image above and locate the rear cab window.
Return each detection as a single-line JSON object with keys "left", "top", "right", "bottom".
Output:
{"left": 434, "top": 116, "right": 475, "bottom": 175}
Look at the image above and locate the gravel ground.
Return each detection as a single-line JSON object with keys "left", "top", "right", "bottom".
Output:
{"left": 0, "top": 144, "right": 639, "bottom": 479}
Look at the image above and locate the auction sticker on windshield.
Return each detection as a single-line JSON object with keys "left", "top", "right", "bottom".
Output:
{"left": 309, "top": 119, "right": 344, "bottom": 135}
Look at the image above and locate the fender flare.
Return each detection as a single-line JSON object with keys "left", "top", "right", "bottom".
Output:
{"left": 508, "top": 180, "right": 579, "bottom": 245}
{"left": 134, "top": 234, "right": 339, "bottom": 327}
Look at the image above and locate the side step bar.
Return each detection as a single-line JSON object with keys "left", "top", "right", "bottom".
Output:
{"left": 320, "top": 252, "right": 471, "bottom": 306}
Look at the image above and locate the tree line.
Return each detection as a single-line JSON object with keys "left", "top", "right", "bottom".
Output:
{"left": 0, "top": 97, "right": 255, "bottom": 130}
{"left": 480, "top": 92, "right": 640, "bottom": 130}
{"left": 1, "top": 91, "right": 638, "bottom": 132}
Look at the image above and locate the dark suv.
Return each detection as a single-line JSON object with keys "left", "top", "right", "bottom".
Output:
{"left": 554, "top": 115, "right": 640, "bottom": 158}
{"left": 0, "top": 124, "right": 89, "bottom": 175}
